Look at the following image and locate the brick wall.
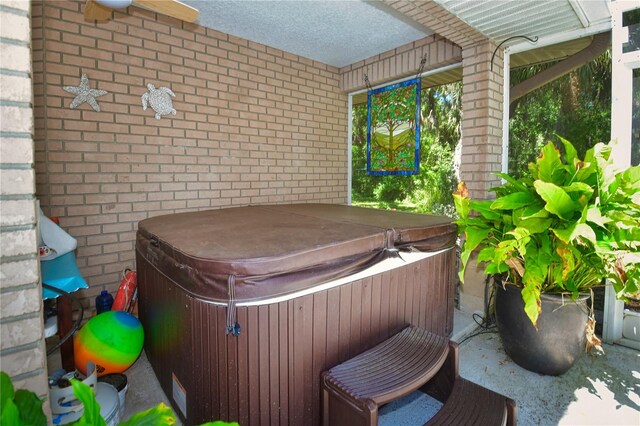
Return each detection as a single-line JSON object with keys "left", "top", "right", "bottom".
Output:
{"left": 339, "top": 34, "right": 462, "bottom": 92}
{"left": 383, "top": 0, "right": 487, "bottom": 48}
{"left": 460, "top": 41, "right": 504, "bottom": 199}
{"left": 32, "top": 0, "right": 348, "bottom": 309}
{"left": 382, "top": 0, "right": 504, "bottom": 201}
{"left": 0, "top": 0, "right": 49, "bottom": 405}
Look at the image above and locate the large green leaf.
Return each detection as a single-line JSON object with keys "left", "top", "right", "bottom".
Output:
{"left": 463, "top": 226, "right": 491, "bottom": 253}
{"left": 586, "top": 205, "right": 611, "bottom": 228}
{"left": 495, "top": 172, "right": 529, "bottom": 193}
{"left": 574, "top": 160, "right": 597, "bottom": 183}
{"left": 516, "top": 217, "right": 553, "bottom": 234}
{"left": 495, "top": 239, "right": 521, "bottom": 264}
{"left": 469, "top": 200, "right": 501, "bottom": 220}
{"left": 491, "top": 191, "right": 536, "bottom": 210}
{"left": 0, "top": 372, "right": 21, "bottom": 426}
{"left": 562, "top": 182, "right": 594, "bottom": 198}
{"left": 617, "top": 267, "right": 639, "bottom": 298}
{"left": 558, "top": 136, "right": 578, "bottom": 172}
{"left": 593, "top": 143, "right": 616, "bottom": 195}
{"left": 522, "top": 242, "right": 549, "bottom": 290}
{"left": 552, "top": 223, "right": 597, "bottom": 245}
{"left": 453, "top": 193, "right": 470, "bottom": 220}
{"left": 573, "top": 144, "right": 598, "bottom": 183}
{"left": 0, "top": 372, "right": 46, "bottom": 426}
{"left": 13, "top": 390, "right": 46, "bottom": 426}
{"left": 521, "top": 284, "right": 541, "bottom": 327}
{"left": 528, "top": 161, "right": 539, "bottom": 179}
{"left": 484, "top": 261, "right": 510, "bottom": 275}
{"left": 536, "top": 233, "right": 554, "bottom": 277}
{"left": 477, "top": 246, "right": 495, "bottom": 263}
{"left": 459, "top": 226, "right": 491, "bottom": 283}
{"left": 519, "top": 206, "right": 549, "bottom": 220}
{"left": 536, "top": 142, "right": 565, "bottom": 184}
{"left": 0, "top": 399, "right": 21, "bottom": 426}
{"left": 1, "top": 372, "right": 15, "bottom": 415}
{"left": 69, "top": 379, "right": 106, "bottom": 426}
{"left": 119, "top": 403, "right": 176, "bottom": 426}
{"left": 505, "top": 227, "right": 531, "bottom": 257}
{"left": 462, "top": 216, "right": 501, "bottom": 230}
{"left": 534, "top": 180, "right": 578, "bottom": 220}
{"left": 556, "top": 245, "right": 576, "bottom": 282}
{"left": 618, "top": 165, "right": 640, "bottom": 199}
{"left": 607, "top": 210, "right": 638, "bottom": 228}
{"left": 574, "top": 223, "right": 597, "bottom": 244}
{"left": 620, "top": 165, "right": 640, "bottom": 186}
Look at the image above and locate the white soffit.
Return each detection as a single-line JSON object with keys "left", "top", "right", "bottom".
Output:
{"left": 182, "top": 0, "right": 432, "bottom": 68}
{"left": 433, "top": 0, "right": 611, "bottom": 48}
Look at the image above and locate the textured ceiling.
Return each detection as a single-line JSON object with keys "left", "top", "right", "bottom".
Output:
{"left": 178, "top": 0, "right": 611, "bottom": 70}
{"left": 182, "top": 0, "right": 432, "bottom": 68}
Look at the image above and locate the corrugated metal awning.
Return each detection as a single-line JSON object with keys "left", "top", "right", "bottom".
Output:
{"left": 433, "top": 0, "right": 610, "bottom": 46}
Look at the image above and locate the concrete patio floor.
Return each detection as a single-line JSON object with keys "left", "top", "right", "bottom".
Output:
{"left": 383, "top": 300, "right": 640, "bottom": 425}
{"left": 49, "top": 300, "right": 640, "bottom": 425}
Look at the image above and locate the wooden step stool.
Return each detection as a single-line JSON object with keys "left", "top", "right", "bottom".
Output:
{"left": 321, "top": 326, "right": 516, "bottom": 426}
{"left": 421, "top": 337, "right": 517, "bottom": 426}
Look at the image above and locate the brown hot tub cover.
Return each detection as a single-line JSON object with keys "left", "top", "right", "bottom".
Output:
{"left": 137, "top": 204, "right": 457, "bottom": 424}
{"left": 136, "top": 204, "right": 455, "bottom": 309}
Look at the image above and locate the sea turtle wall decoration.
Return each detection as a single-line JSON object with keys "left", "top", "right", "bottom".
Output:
{"left": 141, "top": 83, "right": 176, "bottom": 119}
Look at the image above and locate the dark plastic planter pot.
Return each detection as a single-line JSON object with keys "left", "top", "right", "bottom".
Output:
{"left": 494, "top": 284, "right": 589, "bottom": 376}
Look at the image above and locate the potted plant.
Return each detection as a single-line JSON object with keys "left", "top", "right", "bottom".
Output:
{"left": 454, "top": 138, "right": 639, "bottom": 375}
{"left": 1, "top": 371, "right": 239, "bottom": 426}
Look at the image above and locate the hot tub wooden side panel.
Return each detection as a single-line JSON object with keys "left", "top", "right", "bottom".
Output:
{"left": 137, "top": 248, "right": 455, "bottom": 425}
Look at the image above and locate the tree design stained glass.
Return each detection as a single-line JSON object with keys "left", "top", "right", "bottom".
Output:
{"left": 367, "top": 78, "right": 421, "bottom": 175}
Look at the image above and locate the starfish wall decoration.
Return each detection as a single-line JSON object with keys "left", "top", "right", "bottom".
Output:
{"left": 62, "top": 74, "right": 108, "bottom": 112}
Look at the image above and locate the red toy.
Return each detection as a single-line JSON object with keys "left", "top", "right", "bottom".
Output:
{"left": 112, "top": 269, "right": 136, "bottom": 311}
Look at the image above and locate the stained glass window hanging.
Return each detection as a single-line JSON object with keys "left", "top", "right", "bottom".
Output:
{"left": 367, "top": 78, "right": 421, "bottom": 175}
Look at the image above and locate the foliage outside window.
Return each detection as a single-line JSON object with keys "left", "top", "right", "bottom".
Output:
{"left": 352, "top": 82, "right": 461, "bottom": 217}
{"left": 351, "top": 51, "right": 612, "bottom": 218}
{"left": 508, "top": 51, "right": 611, "bottom": 178}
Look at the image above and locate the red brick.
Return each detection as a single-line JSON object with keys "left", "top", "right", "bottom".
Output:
{"left": 33, "top": 0, "right": 348, "bottom": 309}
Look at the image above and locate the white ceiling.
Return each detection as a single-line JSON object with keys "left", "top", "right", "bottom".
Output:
{"left": 180, "top": 0, "right": 612, "bottom": 68}
{"left": 182, "top": 0, "right": 432, "bottom": 68}
{"left": 434, "top": 0, "right": 612, "bottom": 47}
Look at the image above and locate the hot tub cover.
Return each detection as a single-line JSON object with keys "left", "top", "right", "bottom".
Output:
{"left": 136, "top": 204, "right": 455, "bottom": 305}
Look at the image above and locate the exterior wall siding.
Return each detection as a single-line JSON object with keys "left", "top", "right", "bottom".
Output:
{"left": 0, "top": 0, "right": 49, "bottom": 408}
{"left": 32, "top": 0, "right": 348, "bottom": 309}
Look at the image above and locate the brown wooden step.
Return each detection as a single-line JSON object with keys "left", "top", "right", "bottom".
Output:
{"left": 421, "top": 341, "right": 517, "bottom": 426}
{"left": 425, "top": 377, "right": 516, "bottom": 426}
{"left": 321, "top": 326, "right": 450, "bottom": 426}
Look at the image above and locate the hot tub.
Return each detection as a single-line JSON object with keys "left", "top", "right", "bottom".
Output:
{"left": 136, "top": 204, "right": 457, "bottom": 425}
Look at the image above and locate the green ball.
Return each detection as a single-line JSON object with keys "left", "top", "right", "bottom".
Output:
{"left": 74, "top": 311, "right": 144, "bottom": 375}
